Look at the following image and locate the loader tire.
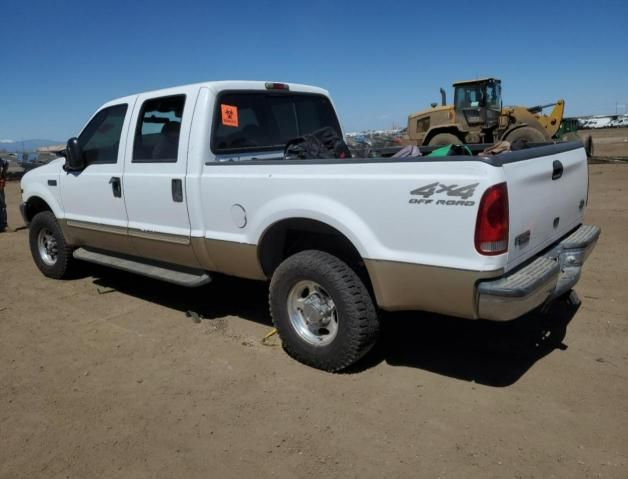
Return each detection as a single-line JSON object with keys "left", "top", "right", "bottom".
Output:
{"left": 428, "top": 133, "right": 461, "bottom": 146}
{"left": 504, "top": 126, "right": 547, "bottom": 145}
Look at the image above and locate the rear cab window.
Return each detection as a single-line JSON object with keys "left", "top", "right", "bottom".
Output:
{"left": 211, "top": 91, "right": 341, "bottom": 157}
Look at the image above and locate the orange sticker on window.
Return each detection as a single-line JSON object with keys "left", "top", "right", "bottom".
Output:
{"left": 221, "top": 104, "right": 239, "bottom": 127}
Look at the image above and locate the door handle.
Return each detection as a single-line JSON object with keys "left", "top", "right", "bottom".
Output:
{"left": 171, "top": 179, "right": 183, "bottom": 203}
{"left": 109, "top": 176, "right": 122, "bottom": 198}
{"left": 552, "top": 160, "right": 563, "bottom": 180}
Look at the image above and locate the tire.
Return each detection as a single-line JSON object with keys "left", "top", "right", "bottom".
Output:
{"left": 504, "top": 126, "right": 548, "bottom": 144}
{"left": 428, "top": 132, "right": 460, "bottom": 146}
{"left": 269, "top": 250, "right": 379, "bottom": 372}
{"left": 29, "top": 211, "right": 75, "bottom": 279}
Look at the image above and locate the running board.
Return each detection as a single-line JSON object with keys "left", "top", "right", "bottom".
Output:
{"left": 73, "top": 248, "right": 211, "bottom": 287}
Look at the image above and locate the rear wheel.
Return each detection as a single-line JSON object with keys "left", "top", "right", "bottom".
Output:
{"left": 269, "top": 250, "right": 379, "bottom": 372}
{"left": 29, "top": 211, "right": 75, "bottom": 279}
{"left": 504, "top": 126, "right": 548, "bottom": 144}
{"left": 428, "top": 132, "right": 460, "bottom": 146}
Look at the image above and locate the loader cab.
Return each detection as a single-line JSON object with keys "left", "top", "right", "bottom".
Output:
{"left": 453, "top": 78, "right": 502, "bottom": 129}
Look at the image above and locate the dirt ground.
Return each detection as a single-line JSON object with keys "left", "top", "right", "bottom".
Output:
{"left": 1, "top": 164, "right": 627, "bottom": 479}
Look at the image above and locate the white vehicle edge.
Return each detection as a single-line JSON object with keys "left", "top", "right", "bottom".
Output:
{"left": 20, "top": 80, "right": 600, "bottom": 371}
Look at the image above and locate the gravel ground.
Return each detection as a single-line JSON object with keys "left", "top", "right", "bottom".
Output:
{"left": 1, "top": 165, "right": 627, "bottom": 478}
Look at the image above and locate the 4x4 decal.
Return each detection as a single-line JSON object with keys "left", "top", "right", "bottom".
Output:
{"left": 409, "top": 182, "right": 479, "bottom": 206}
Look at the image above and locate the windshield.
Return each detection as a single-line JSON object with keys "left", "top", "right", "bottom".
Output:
{"left": 454, "top": 85, "right": 484, "bottom": 109}
{"left": 454, "top": 81, "right": 501, "bottom": 110}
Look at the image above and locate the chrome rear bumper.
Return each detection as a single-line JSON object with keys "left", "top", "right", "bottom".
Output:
{"left": 477, "top": 224, "right": 600, "bottom": 321}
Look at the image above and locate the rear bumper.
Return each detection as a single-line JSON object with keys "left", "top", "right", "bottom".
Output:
{"left": 477, "top": 224, "right": 600, "bottom": 321}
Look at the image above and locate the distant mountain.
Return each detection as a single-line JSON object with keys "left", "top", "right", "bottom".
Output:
{"left": 0, "top": 139, "right": 64, "bottom": 153}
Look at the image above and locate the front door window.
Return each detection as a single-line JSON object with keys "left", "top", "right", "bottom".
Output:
{"left": 78, "top": 104, "right": 128, "bottom": 165}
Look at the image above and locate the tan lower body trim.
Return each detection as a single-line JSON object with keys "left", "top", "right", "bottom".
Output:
{"left": 128, "top": 229, "right": 190, "bottom": 245}
{"left": 61, "top": 219, "right": 493, "bottom": 315}
{"left": 61, "top": 220, "right": 138, "bottom": 256}
{"left": 60, "top": 219, "right": 201, "bottom": 268}
{"left": 66, "top": 219, "right": 127, "bottom": 236}
{"left": 129, "top": 235, "right": 200, "bottom": 268}
{"left": 364, "top": 259, "right": 502, "bottom": 319}
{"left": 201, "top": 238, "right": 266, "bottom": 280}
{"left": 60, "top": 219, "right": 266, "bottom": 280}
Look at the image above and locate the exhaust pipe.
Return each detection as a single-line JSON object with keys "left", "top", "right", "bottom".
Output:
{"left": 440, "top": 88, "right": 447, "bottom": 106}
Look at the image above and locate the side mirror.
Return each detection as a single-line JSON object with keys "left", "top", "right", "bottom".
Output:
{"left": 64, "top": 137, "right": 84, "bottom": 171}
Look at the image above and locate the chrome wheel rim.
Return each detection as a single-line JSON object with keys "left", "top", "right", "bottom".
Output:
{"left": 287, "top": 280, "right": 338, "bottom": 346}
{"left": 37, "top": 228, "right": 58, "bottom": 266}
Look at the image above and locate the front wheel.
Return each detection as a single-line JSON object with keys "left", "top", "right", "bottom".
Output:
{"left": 269, "top": 250, "right": 379, "bottom": 372}
{"left": 29, "top": 211, "right": 75, "bottom": 279}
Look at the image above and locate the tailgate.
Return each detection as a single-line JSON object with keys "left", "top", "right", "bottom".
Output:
{"left": 503, "top": 145, "right": 588, "bottom": 271}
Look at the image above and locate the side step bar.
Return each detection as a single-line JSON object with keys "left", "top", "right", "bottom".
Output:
{"left": 73, "top": 248, "right": 211, "bottom": 288}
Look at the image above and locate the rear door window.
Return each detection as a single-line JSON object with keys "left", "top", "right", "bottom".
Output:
{"left": 212, "top": 92, "right": 341, "bottom": 155}
{"left": 133, "top": 95, "right": 186, "bottom": 163}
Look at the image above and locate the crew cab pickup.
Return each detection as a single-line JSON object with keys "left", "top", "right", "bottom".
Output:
{"left": 20, "top": 80, "right": 600, "bottom": 371}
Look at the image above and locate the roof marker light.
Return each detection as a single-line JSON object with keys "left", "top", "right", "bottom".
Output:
{"left": 265, "top": 82, "right": 290, "bottom": 91}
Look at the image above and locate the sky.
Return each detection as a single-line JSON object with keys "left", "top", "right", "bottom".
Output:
{"left": 1, "top": 0, "right": 627, "bottom": 141}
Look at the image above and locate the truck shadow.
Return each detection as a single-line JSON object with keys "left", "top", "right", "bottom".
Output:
{"left": 359, "top": 299, "right": 578, "bottom": 386}
{"left": 90, "top": 267, "right": 578, "bottom": 387}
{"left": 90, "top": 267, "right": 273, "bottom": 325}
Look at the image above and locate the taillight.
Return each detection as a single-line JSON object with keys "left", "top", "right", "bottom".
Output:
{"left": 475, "top": 182, "right": 509, "bottom": 255}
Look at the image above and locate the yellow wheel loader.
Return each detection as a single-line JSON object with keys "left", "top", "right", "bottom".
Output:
{"left": 406, "top": 78, "right": 565, "bottom": 146}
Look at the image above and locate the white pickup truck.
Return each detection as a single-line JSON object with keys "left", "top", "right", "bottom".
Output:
{"left": 20, "top": 80, "right": 600, "bottom": 371}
